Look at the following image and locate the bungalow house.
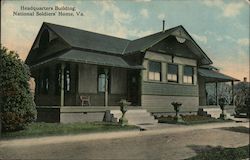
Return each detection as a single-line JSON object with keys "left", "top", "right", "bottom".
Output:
{"left": 25, "top": 22, "right": 238, "bottom": 123}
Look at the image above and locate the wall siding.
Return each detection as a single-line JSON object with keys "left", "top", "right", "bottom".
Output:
{"left": 142, "top": 95, "right": 199, "bottom": 112}
{"left": 142, "top": 82, "right": 198, "bottom": 96}
{"left": 198, "top": 75, "right": 207, "bottom": 106}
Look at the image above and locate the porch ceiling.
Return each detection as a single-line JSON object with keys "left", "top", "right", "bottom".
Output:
{"left": 57, "top": 49, "right": 144, "bottom": 69}
{"left": 198, "top": 68, "right": 239, "bottom": 83}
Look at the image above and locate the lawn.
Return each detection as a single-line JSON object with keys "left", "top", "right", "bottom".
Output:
{"left": 1, "top": 122, "right": 139, "bottom": 139}
{"left": 186, "top": 145, "right": 249, "bottom": 160}
{"left": 157, "top": 115, "right": 232, "bottom": 125}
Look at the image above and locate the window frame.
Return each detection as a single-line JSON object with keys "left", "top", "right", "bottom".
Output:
{"left": 148, "top": 60, "right": 162, "bottom": 82}
{"left": 183, "top": 65, "right": 194, "bottom": 84}
{"left": 64, "top": 64, "right": 71, "bottom": 92}
{"left": 97, "top": 68, "right": 110, "bottom": 93}
{"left": 167, "top": 63, "right": 179, "bottom": 83}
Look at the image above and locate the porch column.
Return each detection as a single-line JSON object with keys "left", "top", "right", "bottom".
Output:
{"left": 215, "top": 82, "right": 218, "bottom": 105}
{"left": 60, "top": 63, "right": 65, "bottom": 106}
{"left": 231, "top": 81, "right": 234, "bottom": 105}
{"left": 104, "top": 68, "right": 109, "bottom": 107}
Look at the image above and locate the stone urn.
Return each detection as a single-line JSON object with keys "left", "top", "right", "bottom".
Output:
{"left": 219, "top": 97, "right": 226, "bottom": 120}
{"left": 171, "top": 102, "right": 183, "bottom": 122}
{"left": 119, "top": 99, "right": 131, "bottom": 126}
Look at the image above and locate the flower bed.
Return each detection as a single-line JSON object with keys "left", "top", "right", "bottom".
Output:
{"left": 157, "top": 115, "right": 231, "bottom": 125}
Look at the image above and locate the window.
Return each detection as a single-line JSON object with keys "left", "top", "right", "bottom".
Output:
{"left": 183, "top": 66, "right": 194, "bottom": 84}
{"left": 167, "top": 64, "right": 178, "bottom": 82}
{"left": 41, "top": 68, "right": 49, "bottom": 94}
{"left": 55, "top": 65, "right": 61, "bottom": 94}
{"left": 64, "top": 65, "right": 70, "bottom": 92}
{"left": 98, "top": 68, "right": 110, "bottom": 93}
{"left": 148, "top": 61, "right": 161, "bottom": 81}
{"left": 55, "top": 64, "right": 70, "bottom": 94}
{"left": 98, "top": 73, "right": 106, "bottom": 92}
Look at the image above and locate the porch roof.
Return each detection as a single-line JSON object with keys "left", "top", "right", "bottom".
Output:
{"left": 198, "top": 68, "right": 239, "bottom": 83}
{"left": 56, "top": 49, "right": 144, "bottom": 69}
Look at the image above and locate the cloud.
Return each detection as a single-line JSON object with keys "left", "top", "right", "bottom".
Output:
{"left": 237, "top": 38, "right": 250, "bottom": 46}
{"left": 140, "top": 8, "right": 149, "bottom": 18}
{"left": 96, "top": 1, "right": 131, "bottom": 23}
{"left": 134, "top": 0, "right": 151, "bottom": 2}
{"left": 202, "top": 1, "right": 245, "bottom": 17}
{"left": 222, "top": 2, "right": 244, "bottom": 17}
{"left": 157, "top": 13, "right": 166, "bottom": 20}
{"left": 191, "top": 33, "right": 208, "bottom": 44}
{"left": 202, "top": 0, "right": 223, "bottom": 7}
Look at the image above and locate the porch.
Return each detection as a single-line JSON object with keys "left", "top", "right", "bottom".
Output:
{"left": 198, "top": 66, "right": 239, "bottom": 106}
{"left": 36, "top": 106, "right": 158, "bottom": 124}
{"left": 31, "top": 49, "right": 144, "bottom": 107}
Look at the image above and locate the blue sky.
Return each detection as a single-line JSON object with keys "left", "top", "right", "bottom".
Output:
{"left": 1, "top": 0, "right": 249, "bottom": 81}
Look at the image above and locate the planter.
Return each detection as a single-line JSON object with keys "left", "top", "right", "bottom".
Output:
{"left": 171, "top": 102, "right": 184, "bottom": 123}
{"left": 118, "top": 99, "right": 131, "bottom": 126}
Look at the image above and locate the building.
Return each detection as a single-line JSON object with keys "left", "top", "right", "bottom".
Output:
{"left": 25, "top": 22, "right": 238, "bottom": 123}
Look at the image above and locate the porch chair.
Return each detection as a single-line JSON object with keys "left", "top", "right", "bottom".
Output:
{"left": 80, "top": 95, "right": 91, "bottom": 106}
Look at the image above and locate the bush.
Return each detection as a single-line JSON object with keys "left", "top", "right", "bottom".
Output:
{"left": 0, "top": 46, "right": 37, "bottom": 132}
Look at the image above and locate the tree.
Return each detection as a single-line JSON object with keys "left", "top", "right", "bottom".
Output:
{"left": 0, "top": 46, "right": 37, "bottom": 132}
{"left": 234, "top": 81, "right": 250, "bottom": 117}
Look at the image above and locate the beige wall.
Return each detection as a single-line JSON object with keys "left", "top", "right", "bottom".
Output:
{"left": 141, "top": 51, "right": 199, "bottom": 110}
{"left": 143, "top": 51, "right": 198, "bottom": 85}
{"left": 142, "top": 95, "right": 199, "bottom": 112}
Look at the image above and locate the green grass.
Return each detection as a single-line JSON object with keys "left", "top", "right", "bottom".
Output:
{"left": 1, "top": 122, "right": 139, "bottom": 139}
{"left": 186, "top": 145, "right": 249, "bottom": 160}
{"left": 158, "top": 115, "right": 232, "bottom": 125}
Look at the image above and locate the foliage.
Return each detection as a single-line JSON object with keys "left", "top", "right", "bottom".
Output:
{"left": 1, "top": 122, "right": 138, "bottom": 139}
{"left": 186, "top": 145, "right": 249, "bottom": 160}
{"left": 234, "top": 82, "right": 250, "bottom": 116}
{"left": 206, "top": 82, "right": 233, "bottom": 105}
{"left": 157, "top": 115, "right": 229, "bottom": 124}
{"left": 0, "top": 46, "right": 37, "bottom": 132}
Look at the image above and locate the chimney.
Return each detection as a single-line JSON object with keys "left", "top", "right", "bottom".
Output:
{"left": 162, "top": 20, "right": 165, "bottom": 32}
{"left": 243, "top": 77, "right": 247, "bottom": 82}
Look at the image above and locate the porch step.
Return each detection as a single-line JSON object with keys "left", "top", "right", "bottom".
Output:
{"left": 110, "top": 109, "right": 158, "bottom": 125}
{"left": 202, "top": 108, "right": 234, "bottom": 119}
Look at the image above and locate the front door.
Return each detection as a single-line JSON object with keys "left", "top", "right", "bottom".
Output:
{"left": 127, "top": 70, "right": 140, "bottom": 106}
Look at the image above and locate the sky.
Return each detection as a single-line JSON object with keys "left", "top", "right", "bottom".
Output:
{"left": 1, "top": 0, "right": 249, "bottom": 81}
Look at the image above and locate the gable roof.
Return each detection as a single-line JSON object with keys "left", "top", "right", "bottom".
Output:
{"left": 45, "top": 22, "right": 130, "bottom": 55}
{"left": 26, "top": 22, "right": 213, "bottom": 66}
{"left": 124, "top": 26, "right": 179, "bottom": 54}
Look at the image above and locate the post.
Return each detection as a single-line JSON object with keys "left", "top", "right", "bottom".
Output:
{"left": 231, "top": 81, "right": 234, "bottom": 105}
{"left": 215, "top": 82, "right": 218, "bottom": 105}
{"left": 60, "top": 63, "right": 65, "bottom": 106}
{"left": 104, "top": 68, "right": 108, "bottom": 107}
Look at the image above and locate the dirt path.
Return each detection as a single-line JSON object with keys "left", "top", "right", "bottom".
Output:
{"left": 0, "top": 121, "right": 249, "bottom": 160}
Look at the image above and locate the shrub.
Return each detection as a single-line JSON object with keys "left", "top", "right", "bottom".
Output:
{"left": 0, "top": 46, "right": 37, "bottom": 132}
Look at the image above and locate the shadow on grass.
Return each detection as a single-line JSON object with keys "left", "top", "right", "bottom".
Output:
{"left": 185, "top": 144, "right": 249, "bottom": 160}
{"left": 1, "top": 122, "right": 139, "bottom": 140}
{"left": 218, "top": 126, "right": 250, "bottom": 134}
